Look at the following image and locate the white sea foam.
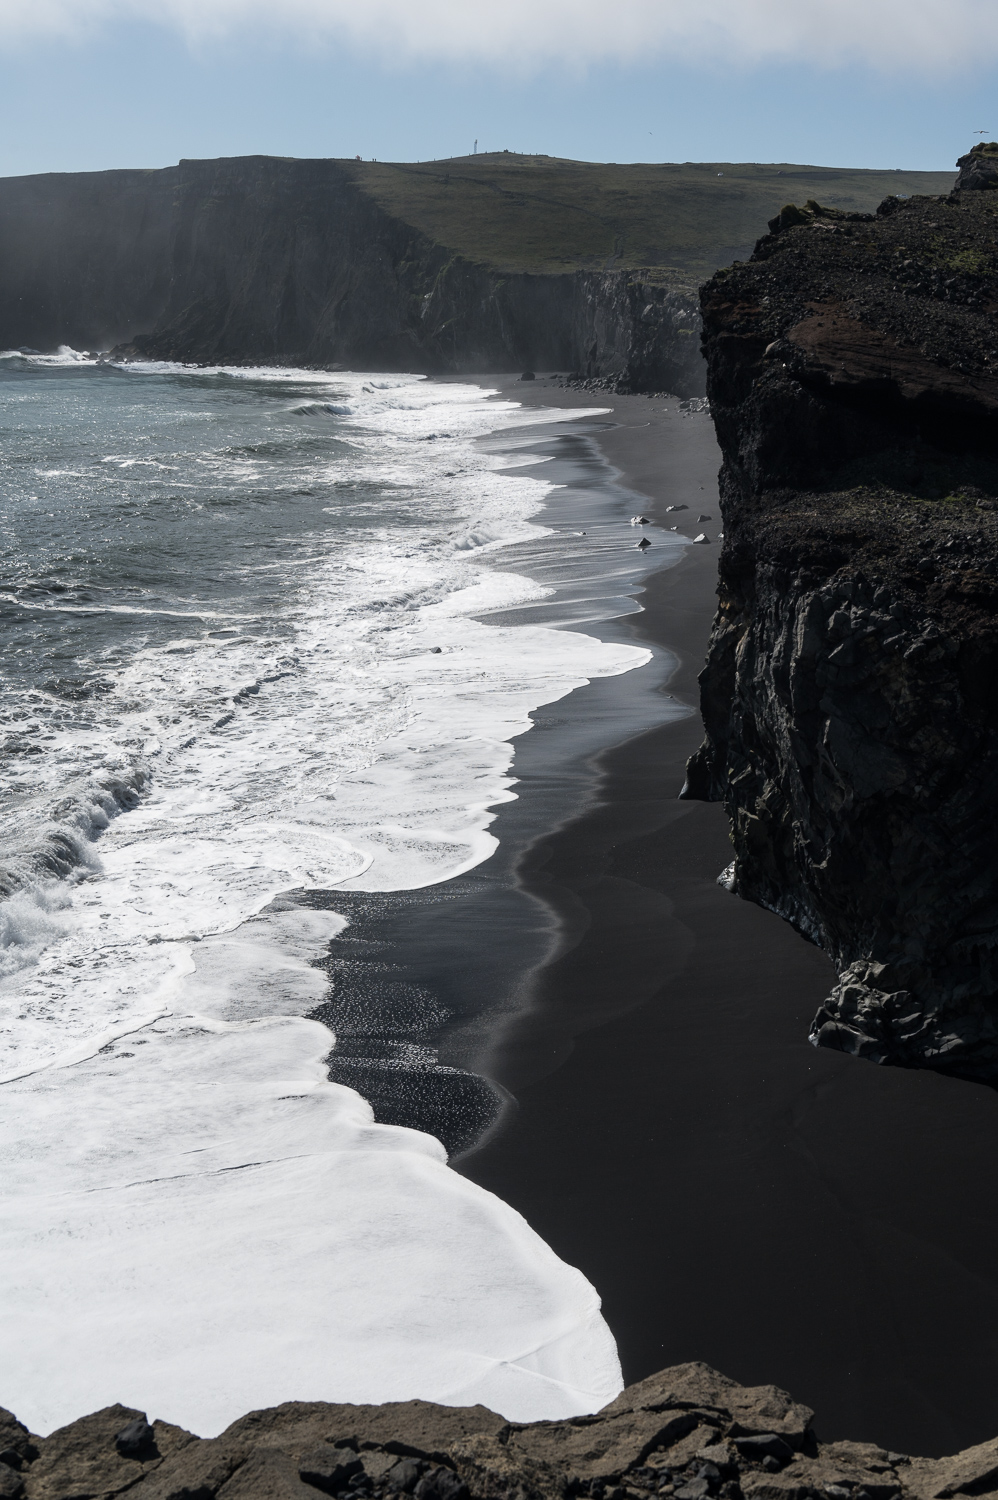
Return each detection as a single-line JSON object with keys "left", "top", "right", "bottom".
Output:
{"left": 0, "top": 367, "right": 673, "bottom": 1433}
{"left": 2, "top": 1013, "right": 621, "bottom": 1436}
{"left": 1, "top": 371, "right": 649, "bottom": 1072}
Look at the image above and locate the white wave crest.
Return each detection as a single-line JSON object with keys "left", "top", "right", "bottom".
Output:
{"left": 0, "top": 370, "right": 668, "bottom": 1433}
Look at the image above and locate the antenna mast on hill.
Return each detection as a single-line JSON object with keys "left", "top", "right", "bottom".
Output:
{"left": 473, "top": 139, "right": 478, "bottom": 154}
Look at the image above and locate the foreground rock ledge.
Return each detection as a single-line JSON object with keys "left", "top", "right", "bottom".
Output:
{"left": 4, "top": 1365, "right": 998, "bottom": 1500}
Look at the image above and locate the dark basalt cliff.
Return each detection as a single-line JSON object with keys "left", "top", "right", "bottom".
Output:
{"left": 7, "top": 1363, "right": 998, "bottom": 1500}
{"left": 0, "top": 155, "right": 702, "bottom": 394}
{"left": 684, "top": 144, "right": 998, "bottom": 1081}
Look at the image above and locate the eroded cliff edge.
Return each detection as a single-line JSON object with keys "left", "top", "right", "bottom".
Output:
{"left": 684, "top": 143, "right": 998, "bottom": 1081}
{"left": 7, "top": 1362, "right": 998, "bottom": 1500}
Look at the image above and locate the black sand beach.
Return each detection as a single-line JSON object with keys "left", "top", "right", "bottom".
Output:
{"left": 446, "top": 379, "right": 998, "bottom": 1460}
{"left": 313, "top": 375, "right": 998, "bottom": 1461}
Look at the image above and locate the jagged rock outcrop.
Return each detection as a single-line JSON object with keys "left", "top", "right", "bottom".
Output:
{"left": 0, "top": 155, "right": 704, "bottom": 394}
{"left": 7, "top": 1364, "right": 998, "bottom": 1500}
{"left": 956, "top": 142, "right": 998, "bottom": 193}
{"left": 683, "top": 151, "right": 998, "bottom": 1081}
{"left": 570, "top": 274, "right": 702, "bottom": 393}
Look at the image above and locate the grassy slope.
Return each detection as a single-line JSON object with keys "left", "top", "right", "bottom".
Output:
{"left": 347, "top": 154, "right": 956, "bottom": 285}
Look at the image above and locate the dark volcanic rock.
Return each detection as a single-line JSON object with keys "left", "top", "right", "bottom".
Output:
{"left": 297, "top": 1451, "right": 363, "bottom": 1494}
{"left": 217, "top": 1400, "right": 508, "bottom": 1466}
{"left": 214, "top": 1452, "right": 316, "bottom": 1500}
{"left": 14, "top": 1364, "right": 998, "bottom": 1500}
{"left": 569, "top": 272, "right": 705, "bottom": 395}
{"left": 509, "top": 1406, "right": 698, "bottom": 1481}
{"left": 24, "top": 1407, "right": 194, "bottom": 1500}
{"left": 600, "top": 1364, "right": 813, "bottom": 1448}
{"left": 0, "top": 1467, "right": 25, "bottom": 1500}
{"left": 115, "top": 1424, "right": 156, "bottom": 1462}
{"left": 137, "top": 1439, "right": 250, "bottom": 1500}
{"left": 684, "top": 148, "right": 998, "bottom": 1081}
{"left": 956, "top": 142, "right": 998, "bottom": 193}
{"left": 412, "top": 1467, "right": 468, "bottom": 1500}
{"left": 0, "top": 1411, "right": 39, "bottom": 1467}
{"left": 445, "top": 1436, "right": 560, "bottom": 1500}
{"left": 381, "top": 1460, "right": 426, "bottom": 1494}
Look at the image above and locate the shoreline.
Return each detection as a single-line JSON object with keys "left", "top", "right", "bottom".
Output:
{"left": 307, "top": 392, "right": 692, "bottom": 1157}
{"left": 453, "top": 376, "right": 998, "bottom": 1460}
{"left": 2, "top": 367, "right": 648, "bottom": 1437}
{"left": 14, "top": 367, "right": 998, "bottom": 1450}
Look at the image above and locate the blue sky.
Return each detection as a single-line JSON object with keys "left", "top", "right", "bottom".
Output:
{"left": 0, "top": 1, "right": 994, "bottom": 177}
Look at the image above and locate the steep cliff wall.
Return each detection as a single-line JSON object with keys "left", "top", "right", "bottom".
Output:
{"left": 0, "top": 166, "right": 176, "bottom": 351}
{"left": 0, "top": 155, "right": 703, "bottom": 392}
{"left": 125, "top": 156, "right": 565, "bottom": 372}
{"left": 684, "top": 153, "right": 998, "bottom": 1082}
{"left": 4, "top": 152, "right": 954, "bottom": 392}
{"left": 571, "top": 273, "right": 702, "bottom": 392}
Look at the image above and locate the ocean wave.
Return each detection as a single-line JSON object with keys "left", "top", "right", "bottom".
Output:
{"left": 0, "top": 344, "right": 98, "bottom": 367}
{"left": 292, "top": 400, "right": 354, "bottom": 416}
{"left": 0, "top": 365, "right": 667, "bottom": 1432}
{"left": 0, "top": 764, "right": 149, "bottom": 908}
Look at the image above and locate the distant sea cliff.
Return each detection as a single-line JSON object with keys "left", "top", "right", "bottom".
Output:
{"left": 0, "top": 154, "right": 956, "bottom": 395}
{"left": 0, "top": 155, "right": 702, "bottom": 394}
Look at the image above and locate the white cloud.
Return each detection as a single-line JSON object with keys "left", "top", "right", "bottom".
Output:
{"left": 0, "top": 0, "right": 993, "bottom": 71}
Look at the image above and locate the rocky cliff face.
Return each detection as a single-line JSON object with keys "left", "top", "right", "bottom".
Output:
{"left": 0, "top": 156, "right": 704, "bottom": 394}
{"left": 684, "top": 153, "right": 998, "bottom": 1082}
{"left": 956, "top": 141, "right": 998, "bottom": 193}
{"left": 8, "top": 1362, "right": 998, "bottom": 1500}
{"left": 0, "top": 167, "right": 176, "bottom": 352}
{"left": 570, "top": 273, "right": 702, "bottom": 393}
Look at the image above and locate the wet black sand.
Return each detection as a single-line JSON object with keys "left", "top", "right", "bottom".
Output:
{"left": 309, "top": 404, "right": 692, "bottom": 1157}
{"left": 451, "top": 379, "right": 998, "bottom": 1459}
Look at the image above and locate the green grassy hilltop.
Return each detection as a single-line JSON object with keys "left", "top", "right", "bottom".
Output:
{"left": 348, "top": 154, "right": 956, "bottom": 285}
